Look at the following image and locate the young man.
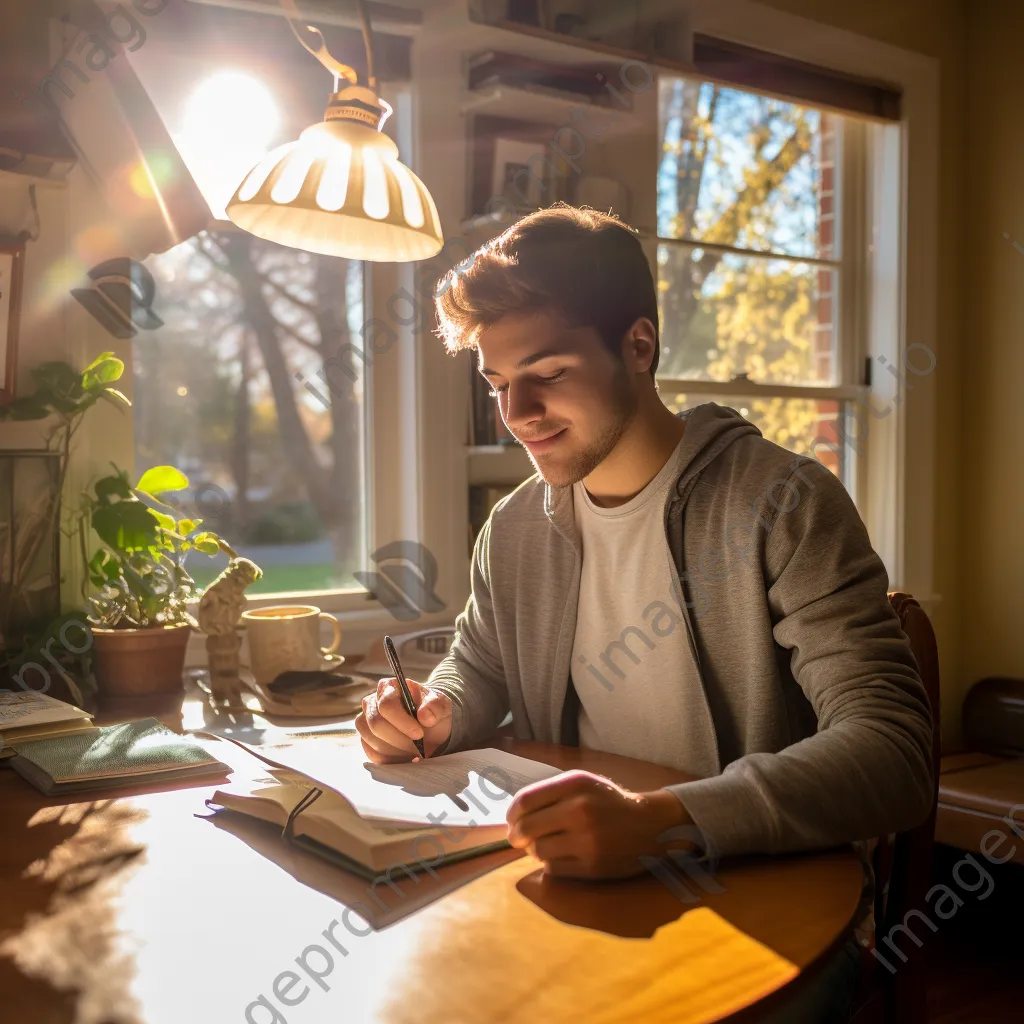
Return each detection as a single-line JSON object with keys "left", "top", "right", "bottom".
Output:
{"left": 355, "top": 206, "right": 933, "bottom": 1018}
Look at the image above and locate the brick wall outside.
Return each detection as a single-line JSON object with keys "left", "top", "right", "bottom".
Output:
{"left": 812, "top": 112, "right": 841, "bottom": 476}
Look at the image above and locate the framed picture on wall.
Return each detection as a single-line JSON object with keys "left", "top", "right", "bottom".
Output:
{"left": 491, "top": 138, "right": 548, "bottom": 211}
{"left": 0, "top": 239, "right": 26, "bottom": 405}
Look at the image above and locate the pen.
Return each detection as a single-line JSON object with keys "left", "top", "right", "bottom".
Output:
{"left": 383, "top": 635, "right": 427, "bottom": 760}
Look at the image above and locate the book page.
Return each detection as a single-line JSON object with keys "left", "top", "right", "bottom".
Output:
{"left": 366, "top": 748, "right": 560, "bottom": 798}
{"left": 0, "top": 691, "right": 89, "bottom": 730}
{"left": 257, "top": 744, "right": 561, "bottom": 827}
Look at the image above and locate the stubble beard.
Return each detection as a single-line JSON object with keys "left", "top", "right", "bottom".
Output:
{"left": 533, "top": 369, "right": 639, "bottom": 487}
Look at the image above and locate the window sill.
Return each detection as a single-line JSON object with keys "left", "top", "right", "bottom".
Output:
{"left": 183, "top": 605, "right": 458, "bottom": 669}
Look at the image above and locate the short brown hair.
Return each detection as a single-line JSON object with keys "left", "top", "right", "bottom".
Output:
{"left": 433, "top": 204, "right": 660, "bottom": 378}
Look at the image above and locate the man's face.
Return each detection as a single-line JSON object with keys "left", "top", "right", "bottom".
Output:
{"left": 477, "top": 311, "right": 639, "bottom": 487}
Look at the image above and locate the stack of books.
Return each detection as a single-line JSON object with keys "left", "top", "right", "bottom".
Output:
{"left": 0, "top": 691, "right": 96, "bottom": 759}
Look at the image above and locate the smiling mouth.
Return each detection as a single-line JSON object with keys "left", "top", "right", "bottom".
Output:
{"left": 519, "top": 428, "right": 567, "bottom": 452}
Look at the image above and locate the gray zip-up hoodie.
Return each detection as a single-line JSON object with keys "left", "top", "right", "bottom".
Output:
{"left": 428, "top": 402, "right": 934, "bottom": 861}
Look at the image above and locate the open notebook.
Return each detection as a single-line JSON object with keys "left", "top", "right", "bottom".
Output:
{"left": 207, "top": 744, "right": 562, "bottom": 881}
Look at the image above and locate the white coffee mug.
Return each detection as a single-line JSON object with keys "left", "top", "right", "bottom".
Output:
{"left": 242, "top": 605, "right": 342, "bottom": 686}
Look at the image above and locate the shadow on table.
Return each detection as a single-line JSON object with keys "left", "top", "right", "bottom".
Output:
{"left": 202, "top": 807, "right": 522, "bottom": 930}
{"left": 515, "top": 864, "right": 701, "bottom": 939}
{"left": 364, "top": 761, "right": 479, "bottom": 801}
{"left": 515, "top": 847, "right": 859, "bottom": 969}
{"left": 0, "top": 790, "right": 151, "bottom": 1023}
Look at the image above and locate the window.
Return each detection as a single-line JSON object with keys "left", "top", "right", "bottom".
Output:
{"left": 139, "top": 235, "right": 369, "bottom": 596}
{"left": 129, "top": 27, "right": 378, "bottom": 603}
{"left": 655, "top": 77, "right": 867, "bottom": 488}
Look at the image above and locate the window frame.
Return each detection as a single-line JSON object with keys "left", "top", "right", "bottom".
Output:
{"left": 132, "top": 91, "right": 454, "bottom": 655}
{"left": 676, "top": 0, "right": 939, "bottom": 611}
{"left": 652, "top": 78, "right": 871, "bottom": 502}
{"left": 236, "top": 78, "right": 467, "bottom": 635}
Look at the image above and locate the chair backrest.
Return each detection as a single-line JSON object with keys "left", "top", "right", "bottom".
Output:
{"left": 875, "top": 592, "right": 942, "bottom": 1023}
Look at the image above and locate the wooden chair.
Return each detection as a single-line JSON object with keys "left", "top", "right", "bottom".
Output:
{"left": 851, "top": 592, "right": 942, "bottom": 1024}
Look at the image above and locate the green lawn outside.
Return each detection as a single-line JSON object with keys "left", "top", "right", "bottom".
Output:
{"left": 189, "top": 563, "right": 341, "bottom": 595}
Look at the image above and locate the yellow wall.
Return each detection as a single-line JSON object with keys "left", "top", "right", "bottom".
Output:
{"left": 960, "top": 1, "right": 1024, "bottom": 708}
{"left": 760, "top": 0, "right": 970, "bottom": 746}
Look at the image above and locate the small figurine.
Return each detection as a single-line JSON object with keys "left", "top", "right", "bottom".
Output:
{"left": 196, "top": 557, "right": 262, "bottom": 710}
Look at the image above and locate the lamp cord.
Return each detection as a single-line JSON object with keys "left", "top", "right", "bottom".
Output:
{"left": 279, "top": 0, "right": 368, "bottom": 89}
{"left": 356, "top": 0, "right": 377, "bottom": 91}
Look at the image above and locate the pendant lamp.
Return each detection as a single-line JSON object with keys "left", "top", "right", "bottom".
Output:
{"left": 225, "top": 0, "right": 443, "bottom": 262}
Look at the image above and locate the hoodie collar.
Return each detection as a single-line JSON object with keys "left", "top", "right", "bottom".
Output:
{"left": 545, "top": 402, "right": 761, "bottom": 540}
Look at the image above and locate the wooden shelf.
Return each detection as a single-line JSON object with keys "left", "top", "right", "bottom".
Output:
{"left": 467, "top": 444, "right": 534, "bottom": 486}
{"left": 460, "top": 84, "right": 651, "bottom": 137}
{"left": 461, "top": 13, "right": 698, "bottom": 76}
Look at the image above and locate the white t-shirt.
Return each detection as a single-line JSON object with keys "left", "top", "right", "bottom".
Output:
{"left": 570, "top": 435, "right": 714, "bottom": 775}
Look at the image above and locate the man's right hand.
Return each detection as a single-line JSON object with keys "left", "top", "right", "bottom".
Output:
{"left": 355, "top": 677, "right": 454, "bottom": 763}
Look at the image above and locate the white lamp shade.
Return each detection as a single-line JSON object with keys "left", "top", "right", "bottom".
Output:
{"left": 226, "top": 118, "right": 443, "bottom": 262}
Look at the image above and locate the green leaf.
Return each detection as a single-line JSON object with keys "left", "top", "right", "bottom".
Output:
{"left": 190, "top": 531, "right": 220, "bottom": 555}
{"left": 81, "top": 354, "right": 124, "bottom": 389}
{"left": 94, "top": 470, "right": 132, "bottom": 504}
{"left": 75, "top": 393, "right": 102, "bottom": 413}
{"left": 88, "top": 548, "right": 120, "bottom": 583}
{"left": 82, "top": 351, "right": 115, "bottom": 373}
{"left": 99, "top": 388, "right": 132, "bottom": 409}
{"left": 2, "top": 395, "right": 52, "bottom": 420}
{"left": 88, "top": 548, "right": 112, "bottom": 573}
{"left": 92, "top": 501, "right": 160, "bottom": 553}
{"left": 177, "top": 518, "right": 199, "bottom": 536}
{"left": 150, "top": 509, "right": 176, "bottom": 532}
{"left": 31, "top": 361, "right": 82, "bottom": 397}
{"left": 136, "top": 465, "right": 189, "bottom": 496}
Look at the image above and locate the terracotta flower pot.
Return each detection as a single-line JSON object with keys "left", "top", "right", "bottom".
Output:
{"left": 90, "top": 622, "right": 193, "bottom": 698}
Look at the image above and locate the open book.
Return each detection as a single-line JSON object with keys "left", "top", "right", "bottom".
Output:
{"left": 0, "top": 691, "right": 95, "bottom": 757}
{"left": 208, "top": 745, "right": 562, "bottom": 881}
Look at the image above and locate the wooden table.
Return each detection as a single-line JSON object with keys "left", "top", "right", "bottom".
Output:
{"left": 0, "top": 728, "right": 862, "bottom": 1024}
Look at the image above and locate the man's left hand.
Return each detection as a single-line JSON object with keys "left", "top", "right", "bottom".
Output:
{"left": 506, "top": 769, "right": 695, "bottom": 878}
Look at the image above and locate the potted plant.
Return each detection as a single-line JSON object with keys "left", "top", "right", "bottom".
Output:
{"left": 82, "top": 464, "right": 236, "bottom": 698}
{"left": 0, "top": 353, "right": 130, "bottom": 653}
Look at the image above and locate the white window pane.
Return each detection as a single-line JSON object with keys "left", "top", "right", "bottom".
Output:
{"left": 137, "top": 234, "right": 368, "bottom": 596}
